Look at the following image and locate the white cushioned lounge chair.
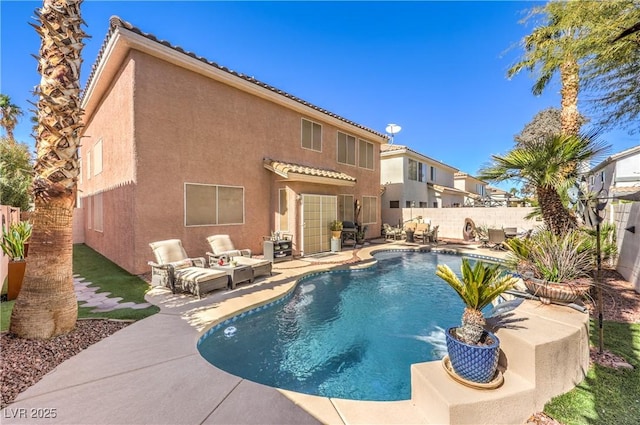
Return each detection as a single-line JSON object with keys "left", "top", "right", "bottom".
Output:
{"left": 148, "top": 239, "right": 229, "bottom": 298}
{"left": 206, "top": 234, "right": 272, "bottom": 280}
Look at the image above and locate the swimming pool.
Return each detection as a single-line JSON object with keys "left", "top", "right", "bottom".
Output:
{"left": 197, "top": 251, "right": 480, "bottom": 401}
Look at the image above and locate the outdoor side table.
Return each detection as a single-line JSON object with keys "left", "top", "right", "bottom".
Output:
{"left": 210, "top": 264, "right": 254, "bottom": 289}
{"left": 405, "top": 229, "right": 415, "bottom": 243}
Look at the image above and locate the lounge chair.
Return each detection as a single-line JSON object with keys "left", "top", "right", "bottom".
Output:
{"left": 148, "top": 239, "right": 229, "bottom": 298}
{"left": 206, "top": 234, "right": 272, "bottom": 279}
{"left": 414, "top": 223, "right": 430, "bottom": 243}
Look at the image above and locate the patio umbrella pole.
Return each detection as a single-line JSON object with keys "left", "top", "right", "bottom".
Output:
{"left": 596, "top": 220, "right": 604, "bottom": 354}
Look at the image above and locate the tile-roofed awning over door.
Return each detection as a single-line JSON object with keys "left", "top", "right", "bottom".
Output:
{"left": 263, "top": 158, "right": 356, "bottom": 187}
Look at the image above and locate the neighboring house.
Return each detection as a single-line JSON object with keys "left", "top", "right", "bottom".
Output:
{"left": 586, "top": 145, "right": 640, "bottom": 201}
{"left": 485, "top": 186, "right": 524, "bottom": 207}
{"left": 454, "top": 172, "right": 488, "bottom": 207}
{"left": 77, "top": 17, "right": 387, "bottom": 275}
{"left": 380, "top": 144, "right": 463, "bottom": 226}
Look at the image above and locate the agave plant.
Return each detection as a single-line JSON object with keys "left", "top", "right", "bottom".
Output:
{"left": 0, "top": 222, "right": 32, "bottom": 261}
{"left": 505, "top": 229, "right": 592, "bottom": 283}
{"left": 436, "top": 259, "right": 518, "bottom": 345}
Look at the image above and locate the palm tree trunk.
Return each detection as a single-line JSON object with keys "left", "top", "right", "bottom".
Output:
{"left": 9, "top": 193, "right": 77, "bottom": 338}
{"left": 537, "top": 185, "right": 577, "bottom": 235}
{"left": 560, "top": 58, "right": 580, "bottom": 136}
{"left": 9, "top": 0, "right": 86, "bottom": 339}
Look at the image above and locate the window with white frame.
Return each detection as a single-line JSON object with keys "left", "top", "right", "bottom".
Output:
{"left": 358, "top": 139, "right": 374, "bottom": 170}
{"left": 476, "top": 184, "right": 485, "bottom": 196}
{"left": 185, "top": 183, "right": 244, "bottom": 226}
{"left": 338, "top": 194, "right": 355, "bottom": 222}
{"left": 279, "top": 188, "right": 289, "bottom": 232}
{"left": 337, "top": 132, "right": 356, "bottom": 165}
{"left": 362, "top": 196, "right": 377, "bottom": 224}
{"left": 301, "top": 118, "right": 322, "bottom": 152}
{"left": 419, "top": 163, "right": 426, "bottom": 182}
{"left": 408, "top": 159, "right": 418, "bottom": 181}
{"left": 430, "top": 166, "right": 436, "bottom": 181}
{"left": 86, "top": 196, "right": 92, "bottom": 229}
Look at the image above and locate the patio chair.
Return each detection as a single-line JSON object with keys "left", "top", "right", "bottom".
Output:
{"left": 402, "top": 222, "right": 418, "bottom": 240}
{"left": 206, "top": 234, "right": 272, "bottom": 279}
{"left": 487, "top": 229, "right": 506, "bottom": 250}
{"left": 206, "top": 234, "right": 252, "bottom": 258}
{"left": 148, "top": 239, "right": 229, "bottom": 298}
{"left": 383, "top": 223, "right": 402, "bottom": 240}
{"left": 426, "top": 224, "right": 440, "bottom": 243}
{"left": 414, "top": 223, "right": 430, "bottom": 243}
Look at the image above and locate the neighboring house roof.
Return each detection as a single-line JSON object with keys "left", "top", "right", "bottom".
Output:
{"left": 429, "top": 183, "right": 468, "bottom": 196}
{"left": 380, "top": 144, "right": 458, "bottom": 172}
{"left": 454, "top": 172, "right": 487, "bottom": 185}
{"left": 82, "top": 16, "right": 387, "bottom": 141}
{"left": 589, "top": 144, "right": 640, "bottom": 172}
{"left": 263, "top": 158, "right": 356, "bottom": 187}
{"left": 609, "top": 185, "right": 640, "bottom": 202}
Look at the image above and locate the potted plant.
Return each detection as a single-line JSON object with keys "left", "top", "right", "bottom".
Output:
{"left": 436, "top": 258, "right": 517, "bottom": 385}
{"left": 356, "top": 225, "right": 368, "bottom": 244}
{"left": 504, "top": 229, "right": 592, "bottom": 304}
{"left": 1, "top": 222, "right": 32, "bottom": 300}
{"left": 329, "top": 220, "right": 343, "bottom": 239}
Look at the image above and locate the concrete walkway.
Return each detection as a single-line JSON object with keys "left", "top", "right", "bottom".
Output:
{"left": 1, "top": 241, "right": 507, "bottom": 425}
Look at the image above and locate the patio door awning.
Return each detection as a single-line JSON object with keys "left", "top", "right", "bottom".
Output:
{"left": 263, "top": 158, "right": 356, "bottom": 187}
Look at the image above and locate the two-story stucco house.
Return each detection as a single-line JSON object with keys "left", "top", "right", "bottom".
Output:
{"left": 587, "top": 145, "right": 640, "bottom": 201}
{"left": 380, "top": 144, "right": 464, "bottom": 226}
{"left": 78, "top": 17, "right": 387, "bottom": 274}
{"left": 454, "top": 172, "right": 488, "bottom": 207}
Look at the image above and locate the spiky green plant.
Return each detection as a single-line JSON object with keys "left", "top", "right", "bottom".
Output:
{"left": 506, "top": 229, "right": 592, "bottom": 283}
{"left": 1, "top": 222, "right": 32, "bottom": 260}
{"left": 436, "top": 259, "right": 518, "bottom": 345}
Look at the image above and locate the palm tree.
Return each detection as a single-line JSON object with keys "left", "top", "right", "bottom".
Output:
{"left": 436, "top": 259, "right": 517, "bottom": 345}
{"left": 10, "top": 0, "right": 87, "bottom": 339}
{"left": 0, "top": 94, "right": 24, "bottom": 142}
{"left": 479, "top": 132, "right": 608, "bottom": 236}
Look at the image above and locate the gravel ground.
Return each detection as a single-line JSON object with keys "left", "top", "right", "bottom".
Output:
{"left": 1, "top": 319, "right": 130, "bottom": 408}
{"left": 1, "top": 269, "right": 638, "bottom": 422}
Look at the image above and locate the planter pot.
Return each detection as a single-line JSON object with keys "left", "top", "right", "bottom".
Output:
{"left": 523, "top": 276, "right": 591, "bottom": 305}
{"left": 331, "top": 230, "right": 342, "bottom": 240}
{"left": 445, "top": 326, "right": 500, "bottom": 384}
{"left": 7, "top": 260, "right": 26, "bottom": 301}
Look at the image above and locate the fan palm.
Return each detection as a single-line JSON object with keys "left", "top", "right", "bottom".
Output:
{"left": 10, "top": 0, "right": 86, "bottom": 339}
{"left": 479, "top": 132, "right": 608, "bottom": 236}
{"left": 0, "top": 94, "right": 24, "bottom": 142}
{"left": 436, "top": 259, "right": 517, "bottom": 345}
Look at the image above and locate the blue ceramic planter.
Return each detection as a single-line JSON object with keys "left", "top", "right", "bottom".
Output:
{"left": 445, "top": 326, "right": 500, "bottom": 383}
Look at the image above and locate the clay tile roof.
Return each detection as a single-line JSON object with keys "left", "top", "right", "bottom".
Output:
{"left": 84, "top": 16, "right": 387, "bottom": 140}
{"left": 263, "top": 158, "right": 356, "bottom": 183}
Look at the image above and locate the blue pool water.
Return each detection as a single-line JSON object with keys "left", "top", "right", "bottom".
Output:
{"left": 198, "top": 251, "right": 473, "bottom": 401}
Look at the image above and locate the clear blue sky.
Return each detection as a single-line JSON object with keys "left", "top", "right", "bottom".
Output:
{"left": 2, "top": 1, "right": 638, "bottom": 190}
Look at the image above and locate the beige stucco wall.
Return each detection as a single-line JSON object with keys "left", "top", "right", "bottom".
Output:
{"left": 79, "top": 49, "right": 383, "bottom": 274}
{"left": 612, "top": 202, "right": 640, "bottom": 292}
{"left": 78, "top": 56, "right": 137, "bottom": 271}
{"left": 403, "top": 207, "right": 540, "bottom": 239}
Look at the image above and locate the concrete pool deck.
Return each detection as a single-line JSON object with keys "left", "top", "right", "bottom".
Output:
{"left": 1, "top": 240, "right": 589, "bottom": 424}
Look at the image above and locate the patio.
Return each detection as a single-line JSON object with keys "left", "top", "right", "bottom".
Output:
{"left": 1, "top": 241, "right": 589, "bottom": 424}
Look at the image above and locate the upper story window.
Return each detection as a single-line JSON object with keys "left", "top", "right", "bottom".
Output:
{"left": 301, "top": 118, "right": 322, "bottom": 152}
{"left": 600, "top": 171, "right": 606, "bottom": 183}
{"left": 476, "top": 184, "right": 485, "bottom": 196}
{"left": 389, "top": 201, "right": 400, "bottom": 208}
{"left": 94, "top": 139, "right": 103, "bottom": 176}
{"left": 408, "top": 159, "right": 427, "bottom": 182}
{"left": 337, "top": 132, "right": 356, "bottom": 165}
{"left": 358, "top": 139, "right": 375, "bottom": 170}
{"left": 430, "top": 166, "right": 436, "bottom": 181}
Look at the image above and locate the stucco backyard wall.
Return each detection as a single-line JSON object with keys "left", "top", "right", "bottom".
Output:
{"left": 611, "top": 203, "right": 640, "bottom": 292}
{"left": 401, "top": 207, "right": 540, "bottom": 240}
